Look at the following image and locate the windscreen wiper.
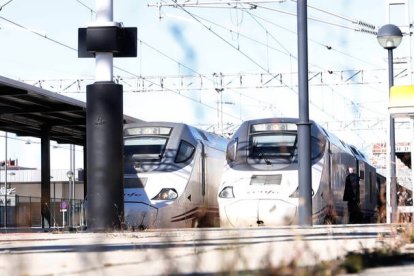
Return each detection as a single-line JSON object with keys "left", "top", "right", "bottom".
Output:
{"left": 259, "top": 153, "right": 272, "bottom": 165}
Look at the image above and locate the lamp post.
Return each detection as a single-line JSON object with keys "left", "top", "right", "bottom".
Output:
{"left": 50, "top": 176, "right": 55, "bottom": 228}
{"left": 66, "top": 170, "right": 74, "bottom": 229}
{"left": 377, "top": 24, "right": 403, "bottom": 223}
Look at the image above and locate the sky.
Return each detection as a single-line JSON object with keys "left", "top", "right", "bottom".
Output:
{"left": 0, "top": 0, "right": 413, "bottom": 169}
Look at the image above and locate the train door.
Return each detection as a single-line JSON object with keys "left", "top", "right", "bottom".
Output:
{"left": 178, "top": 140, "right": 204, "bottom": 227}
{"left": 326, "top": 141, "right": 332, "bottom": 196}
{"left": 190, "top": 140, "right": 206, "bottom": 204}
{"left": 325, "top": 141, "right": 335, "bottom": 222}
{"left": 200, "top": 141, "right": 206, "bottom": 201}
{"left": 187, "top": 140, "right": 207, "bottom": 227}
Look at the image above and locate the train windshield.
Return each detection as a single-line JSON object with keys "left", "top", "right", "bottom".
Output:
{"left": 124, "top": 137, "right": 168, "bottom": 161}
{"left": 250, "top": 134, "right": 296, "bottom": 162}
{"left": 249, "top": 122, "right": 324, "bottom": 163}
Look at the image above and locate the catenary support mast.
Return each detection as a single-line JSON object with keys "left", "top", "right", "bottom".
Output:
{"left": 297, "top": 0, "right": 312, "bottom": 226}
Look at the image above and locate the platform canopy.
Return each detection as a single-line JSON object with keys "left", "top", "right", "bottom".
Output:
{"left": 0, "top": 75, "right": 140, "bottom": 145}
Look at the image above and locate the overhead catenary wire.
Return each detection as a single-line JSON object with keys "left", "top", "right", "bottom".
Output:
{"left": 0, "top": 0, "right": 16, "bottom": 10}
{"left": 0, "top": 16, "right": 78, "bottom": 51}
{"left": 244, "top": 10, "right": 381, "bottom": 69}
{"left": 239, "top": 6, "right": 387, "bottom": 108}
{"left": 78, "top": 1, "right": 382, "bottom": 91}
{"left": 165, "top": 1, "right": 387, "bottom": 141}
{"left": 138, "top": 39, "right": 283, "bottom": 116}
{"left": 1, "top": 0, "right": 367, "bottom": 124}
{"left": 74, "top": 0, "right": 95, "bottom": 14}
{"left": 169, "top": 1, "right": 342, "bottom": 122}
{"left": 157, "top": 0, "right": 378, "bottom": 32}
{"left": 178, "top": 6, "right": 385, "bottom": 120}
{"left": 3, "top": 1, "right": 389, "bottom": 130}
{"left": 70, "top": 0, "right": 282, "bottom": 119}
{"left": 160, "top": 0, "right": 384, "bottom": 85}
{"left": 0, "top": 11, "right": 249, "bottom": 123}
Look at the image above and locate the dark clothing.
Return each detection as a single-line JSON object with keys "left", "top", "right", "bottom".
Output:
{"left": 343, "top": 173, "right": 360, "bottom": 202}
{"left": 343, "top": 172, "right": 361, "bottom": 223}
{"left": 347, "top": 201, "right": 361, "bottom": 224}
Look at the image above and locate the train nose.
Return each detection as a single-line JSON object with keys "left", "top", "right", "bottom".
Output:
{"left": 124, "top": 202, "right": 158, "bottom": 230}
{"left": 222, "top": 199, "right": 297, "bottom": 227}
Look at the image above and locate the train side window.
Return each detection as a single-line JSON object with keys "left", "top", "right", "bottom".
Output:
{"left": 175, "top": 140, "right": 195, "bottom": 163}
{"left": 226, "top": 138, "right": 238, "bottom": 162}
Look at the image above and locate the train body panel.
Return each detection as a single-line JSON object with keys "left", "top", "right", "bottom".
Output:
{"left": 218, "top": 118, "right": 382, "bottom": 227}
{"left": 123, "top": 122, "right": 227, "bottom": 229}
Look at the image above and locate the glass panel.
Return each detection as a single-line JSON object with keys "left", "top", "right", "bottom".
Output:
{"left": 226, "top": 138, "right": 238, "bottom": 162}
{"left": 175, "top": 140, "right": 195, "bottom": 163}
{"left": 251, "top": 123, "right": 297, "bottom": 132}
{"left": 249, "top": 133, "right": 324, "bottom": 163}
{"left": 125, "top": 127, "right": 171, "bottom": 136}
{"left": 250, "top": 134, "right": 296, "bottom": 159}
{"left": 124, "top": 137, "right": 168, "bottom": 161}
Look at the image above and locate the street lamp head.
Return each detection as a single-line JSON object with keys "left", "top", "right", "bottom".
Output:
{"left": 377, "top": 24, "right": 403, "bottom": 50}
{"left": 66, "top": 170, "right": 74, "bottom": 179}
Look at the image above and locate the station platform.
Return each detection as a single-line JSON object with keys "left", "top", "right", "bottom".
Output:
{"left": 1, "top": 224, "right": 414, "bottom": 275}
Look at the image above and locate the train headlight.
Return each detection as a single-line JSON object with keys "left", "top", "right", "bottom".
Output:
{"left": 152, "top": 188, "right": 178, "bottom": 200}
{"left": 219, "top": 186, "right": 234, "bottom": 198}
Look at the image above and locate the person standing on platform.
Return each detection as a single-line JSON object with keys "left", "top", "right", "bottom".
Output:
{"left": 343, "top": 167, "right": 361, "bottom": 223}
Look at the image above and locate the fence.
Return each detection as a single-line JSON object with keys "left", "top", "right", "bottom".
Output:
{"left": 0, "top": 195, "right": 86, "bottom": 228}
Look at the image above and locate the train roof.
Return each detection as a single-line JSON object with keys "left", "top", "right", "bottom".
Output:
{"left": 240, "top": 117, "right": 315, "bottom": 125}
{"left": 124, "top": 121, "right": 228, "bottom": 150}
{"left": 233, "top": 117, "right": 372, "bottom": 161}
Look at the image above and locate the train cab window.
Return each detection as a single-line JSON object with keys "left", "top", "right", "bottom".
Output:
{"left": 249, "top": 134, "right": 324, "bottom": 163}
{"left": 175, "top": 140, "right": 195, "bottom": 163}
{"left": 226, "top": 138, "right": 238, "bottom": 162}
{"left": 248, "top": 123, "right": 325, "bottom": 164}
{"left": 124, "top": 137, "right": 168, "bottom": 161}
{"left": 250, "top": 134, "right": 296, "bottom": 162}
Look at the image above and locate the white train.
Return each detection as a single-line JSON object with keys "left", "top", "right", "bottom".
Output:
{"left": 123, "top": 122, "right": 228, "bottom": 229}
{"left": 218, "top": 118, "right": 383, "bottom": 227}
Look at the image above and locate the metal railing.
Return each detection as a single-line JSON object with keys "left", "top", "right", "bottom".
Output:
{"left": 0, "top": 195, "right": 86, "bottom": 229}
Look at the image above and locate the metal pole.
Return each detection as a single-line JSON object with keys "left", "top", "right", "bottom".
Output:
{"left": 411, "top": 118, "right": 414, "bottom": 219}
{"left": 297, "top": 0, "right": 312, "bottom": 226}
{"left": 70, "top": 144, "right": 75, "bottom": 228}
{"left": 4, "top": 132, "right": 7, "bottom": 228}
{"left": 95, "top": 0, "right": 113, "bottom": 82}
{"left": 69, "top": 145, "right": 73, "bottom": 229}
{"left": 388, "top": 49, "right": 398, "bottom": 223}
{"left": 53, "top": 180, "right": 56, "bottom": 228}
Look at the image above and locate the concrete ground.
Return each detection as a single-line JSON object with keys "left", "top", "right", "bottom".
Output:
{"left": 0, "top": 224, "right": 413, "bottom": 275}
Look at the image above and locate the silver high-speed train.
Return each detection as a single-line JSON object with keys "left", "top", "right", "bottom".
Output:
{"left": 123, "top": 122, "right": 228, "bottom": 229}
{"left": 218, "top": 118, "right": 383, "bottom": 227}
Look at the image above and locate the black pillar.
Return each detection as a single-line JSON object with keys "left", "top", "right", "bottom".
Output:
{"left": 86, "top": 82, "right": 124, "bottom": 231}
{"left": 40, "top": 125, "right": 51, "bottom": 228}
{"left": 83, "top": 143, "right": 87, "bottom": 198}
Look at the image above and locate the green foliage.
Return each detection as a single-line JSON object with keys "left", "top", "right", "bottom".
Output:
{"left": 340, "top": 247, "right": 414, "bottom": 273}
